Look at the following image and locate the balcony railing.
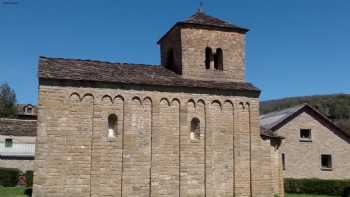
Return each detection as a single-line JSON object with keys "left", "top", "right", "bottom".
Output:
{"left": 0, "top": 143, "right": 35, "bottom": 157}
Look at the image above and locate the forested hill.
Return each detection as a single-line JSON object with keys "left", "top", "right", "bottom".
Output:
{"left": 260, "top": 94, "right": 350, "bottom": 135}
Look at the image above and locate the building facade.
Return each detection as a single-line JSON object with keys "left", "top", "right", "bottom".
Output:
{"left": 0, "top": 104, "right": 37, "bottom": 172}
{"left": 33, "top": 11, "right": 280, "bottom": 197}
{"left": 261, "top": 104, "right": 350, "bottom": 180}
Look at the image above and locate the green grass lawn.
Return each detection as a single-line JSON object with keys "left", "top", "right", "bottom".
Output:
{"left": 286, "top": 193, "right": 339, "bottom": 197}
{"left": 0, "top": 187, "right": 27, "bottom": 197}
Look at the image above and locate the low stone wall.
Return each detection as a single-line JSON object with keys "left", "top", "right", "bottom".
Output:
{"left": 0, "top": 157, "right": 34, "bottom": 172}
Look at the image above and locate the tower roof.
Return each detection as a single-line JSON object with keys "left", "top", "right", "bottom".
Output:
{"left": 184, "top": 11, "right": 248, "bottom": 31}
{"left": 158, "top": 11, "right": 249, "bottom": 44}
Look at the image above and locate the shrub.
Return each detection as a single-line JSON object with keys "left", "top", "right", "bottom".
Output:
{"left": 285, "top": 178, "right": 350, "bottom": 196}
{"left": 0, "top": 167, "right": 21, "bottom": 187}
{"left": 24, "top": 171, "right": 33, "bottom": 187}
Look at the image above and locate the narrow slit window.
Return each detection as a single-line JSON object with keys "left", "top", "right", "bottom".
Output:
{"left": 214, "top": 48, "right": 223, "bottom": 70}
{"left": 166, "top": 49, "right": 175, "bottom": 69}
{"left": 205, "top": 47, "right": 213, "bottom": 69}
{"left": 190, "top": 117, "right": 200, "bottom": 140}
{"left": 108, "top": 114, "right": 118, "bottom": 138}
{"left": 282, "top": 153, "right": 286, "bottom": 170}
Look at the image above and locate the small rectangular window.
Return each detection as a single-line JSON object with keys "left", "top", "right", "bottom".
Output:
{"left": 300, "top": 129, "right": 312, "bottom": 141}
{"left": 282, "top": 153, "right": 286, "bottom": 170}
{"left": 5, "top": 139, "right": 13, "bottom": 148}
{"left": 321, "top": 154, "right": 332, "bottom": 170}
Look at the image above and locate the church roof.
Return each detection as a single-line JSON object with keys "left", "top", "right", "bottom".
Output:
{"left": 158, "top": 11, "right": 248, "bottom": 44}
{"left": 38, "top": 56, "right": 260, "bottom": 94}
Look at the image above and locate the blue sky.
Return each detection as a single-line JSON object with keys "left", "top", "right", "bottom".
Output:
{"left": 1, "top": 0, "right": 349, "bottom": 104}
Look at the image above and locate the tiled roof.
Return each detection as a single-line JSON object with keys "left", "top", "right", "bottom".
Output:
{"left": 158, "top": 11, "right": 248, "bottom": 43}
{"left": 0, "top": 118, "right": 37, "bottom": 137}
{"left": 182, "top": 11, "right": 249, "bottom": 32}
{"left": 38, "top": 57, "right": 260, "bottom": 94}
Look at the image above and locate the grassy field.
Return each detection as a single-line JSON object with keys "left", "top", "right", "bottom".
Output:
{"left": 286, "top": 193, "right": 339, "bottom": 197}
{"left": 0, "top": 187, "right": 27, "bottom": 197}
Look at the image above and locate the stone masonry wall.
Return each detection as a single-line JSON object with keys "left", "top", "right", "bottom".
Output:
{"left": 33, "top": 85, "right": 274, "bottom": 197}
{"left": 159, "top": 27, "right": 183, "bottom": 74}
{"left": 180, "top": 28, "right": 246, "bottom": 82}
{"left": 0, "top": 158, "right": 34, "bottom": 172}
{"left": 159, "top": 27, "right": 245, "bottom": 82}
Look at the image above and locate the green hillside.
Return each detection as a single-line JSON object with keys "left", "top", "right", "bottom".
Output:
{"left": 260, "top": 94, "right": 350, "bottom": 135}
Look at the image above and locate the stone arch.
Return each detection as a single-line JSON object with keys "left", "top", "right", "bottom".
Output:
{"left": 239, "top": 102, "right": 245, "bottom": 110}
{"left": 70, "top": 92, "right": 81, "bottom": 102}
{"left": 223, "top": 101, "right": 234, "bottom": 120}
{"left": 102, "top": 95, "right": 113, "bottom": 104}
{"left": 197, "top": 99, "right": 205, "bottom": 106}
{"left": 81, "top": 93, "right": 94, "bottom": 103}
{"left": 187, "top": 99, "right": 196, "bottom": 109}
{"left": 131, "top": 96, "right": 142, "bottom": 105}
{"left": 211, "top": 100, "right": 223, "bottom": 111}
{"left": 113, "top": 95, "right": 125, "bottom": 103}
{"left": 224, "top": 100, "right": 234, "bottom": 108}
{"left": 143, "top": 97, "right": 152, "bottom": 103}
{"left": 171, "top": 98, "right": 180, "bottom": 106}
{"left": 143, "top": 97, "right": 152, "bottom": 107}
{"left": 160, "top": 98, "right": 171, "bottom": 106}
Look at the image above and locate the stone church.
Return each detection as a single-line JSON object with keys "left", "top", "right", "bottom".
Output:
{"left": 33, "top": 10, "right": 282, "bottom": 197}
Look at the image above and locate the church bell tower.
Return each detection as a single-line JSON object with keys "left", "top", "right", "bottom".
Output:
{"left": 158, "top": 10, "right": 249, "bottom": 82}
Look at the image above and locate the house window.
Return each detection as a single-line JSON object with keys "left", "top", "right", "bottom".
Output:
{"left": 282, "top": 153, "right": 286, "bottom": 170}
{"left": 5, "top": 139, "right": 13, "bottom": 148}
{"left": 107, "top": 114, "right": 118, "bottom": 139}
{"left": 321, "top": 154, "right": 332, "bottom": 170}
{"left": 190, "top": 117, "right": 200, "bottom": 140}
{"left": 300, "top": 129, "right": 312, "bottom": 141}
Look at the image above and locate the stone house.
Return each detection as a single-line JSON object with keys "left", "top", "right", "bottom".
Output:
{"left": 0, "top": 104, "right": 37, "bottom": 172}
{"left": 261, "top": 104, "right": 350, "bottom": 180}
{"left": 33, "top": 10, "right": 282, "bottom": 197}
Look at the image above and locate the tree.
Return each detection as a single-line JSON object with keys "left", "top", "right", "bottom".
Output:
{"left": 0, "top": 83, "right": 17, "bottom": 118}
